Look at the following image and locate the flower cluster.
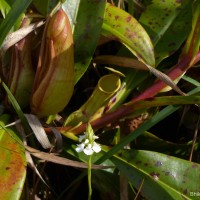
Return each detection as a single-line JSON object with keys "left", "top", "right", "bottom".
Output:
{"left": 75, "top": 127, "right": 101, "bottom": 155}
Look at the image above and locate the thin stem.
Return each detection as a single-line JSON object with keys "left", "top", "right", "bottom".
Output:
{"left": 189, "top": 108, "right": 200, "bottom": 161}
{"left": 88, "top": 155, "right": 92, "bottom": 200}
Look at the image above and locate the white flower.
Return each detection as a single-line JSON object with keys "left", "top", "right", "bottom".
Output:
{"left": 75, "top": 143, "right": 85, "bottom": 153}
{"left": 75, "top": 126, "right": 101, "bottom": 156}
{"left": 93, "top": 135, "right": 99, "bottom": 140}
{"left": 92, "top": 142, "right": 101, "bottom": 153}
{"left": 83, "top": 144, "right": 94, "bottom": 155}
{"left": 78, "top": 134, "right": 86, "bottom": 142}
{"left": 84, "top": 138, "right": 89, "bottom": 144}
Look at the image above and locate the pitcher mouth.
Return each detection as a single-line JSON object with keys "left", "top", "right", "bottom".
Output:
{"left": 98, "top": 74, "right": 121, "bottom": 94}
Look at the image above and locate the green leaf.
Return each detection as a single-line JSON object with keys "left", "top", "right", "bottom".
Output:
{"left": 0, "top": 0, "right": 32, "bottom": 47}
{"left": 95, "top": 86, "right": 200, "bottom": 165}
{"left": 0, "top": 115, "right": 26, "bottom": 200}
{"left": 156, "top": 3, "right": 192, "bottom": 64}
{"left": 139, "top": 0, "right": 192, "bottom": 65}
{"left": 32, "top": 0, "right": 59, "bottom": 15}
{"left": 72, "top": 0, "right": 106, "bottom": 83}
{"left": 182, "top": 75, "right": 200, "bottom": 87}
{"left": 2, "top": 82, "right": 31, "bottom": 133}
{"left": 124, "top": 95, "right": 200, "bottom": 111}
{"left": 95, "top": 105, "right": 180, "bottom": 164}
{"left": 181, "top": 0, "right": 200, "bottom": 65}
{"left": 111, "top": 149, "right": 200, "bottom": 199}
{"left": 139, "top": 0, "right": 190, "bottom": 44}
{"left": 102, "top": 3, "right": 155, "bottom": 67}
{"left": 107, "top": 71, "right": 149, "bottom": 112}
{"left": 133, "top": 132, "right": 193, "bottom": 158}
{"left": 0, "top": 0, "right": 11, "bottom": 18}
{"left": 62, "top": 0, "right": 80, "bottom": 30}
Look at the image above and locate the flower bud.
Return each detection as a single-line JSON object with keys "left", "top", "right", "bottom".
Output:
{"left": 31, "top": 9, "right": 74, "bottom": 117}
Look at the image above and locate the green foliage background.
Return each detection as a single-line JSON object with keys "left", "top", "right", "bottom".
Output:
{"left": 0, "top": 0, "right": 200, "bottom": 199}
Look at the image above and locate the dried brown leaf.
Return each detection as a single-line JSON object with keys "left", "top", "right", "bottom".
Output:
{"left": 25, "top": 114, "right": 52, "bottom": 149}
{"left": 1, "top": 20, "right": 45, "bottom": 53}
{"left": 25, "top": 145, "right": 112, "bottom": 170}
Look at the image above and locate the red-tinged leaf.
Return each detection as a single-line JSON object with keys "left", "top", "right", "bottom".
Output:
{"left": 180, "top": 1, "right": 200, "bottom": 66}
{"left": 0, "top": 115, "right": 26, "bottom": 200}
{"left": 102, "top": 3, "right": 155, "bottom": 67}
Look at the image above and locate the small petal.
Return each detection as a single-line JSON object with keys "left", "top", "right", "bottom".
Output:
{"left": 93, "top": 135, "right": 99, "bottom": 140}
{"left": 79, "top": 134, "right": 86, "bottom": 142}
{"left": 92, "top": 142, "right": 101, "bottom": 153}
{"left": 84, "top": 139, "right": 89, "bottom": 144}
{"left": 75, "top": 143, "right": 85, "bottom": 153}
{"left": 84, "top": 144, "right": 93, "bottom": 155}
